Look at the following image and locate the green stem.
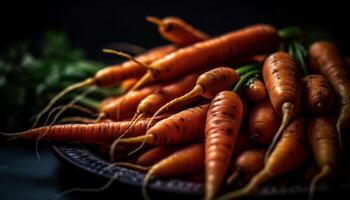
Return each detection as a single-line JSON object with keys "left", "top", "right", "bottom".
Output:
{"left": 293, "top": 42, "right": 309, "bottom": 76}
{"left": 233, "top": 69, "right": 261, "bottom": 93}
{"left": 235, "top": 64, "right": 260, "bottom": 76}
{"left": 78, "top": 96, "right": 99, "bottom": 110}
{"left": 278, "top": 26, "right": 303, "bottom": 40}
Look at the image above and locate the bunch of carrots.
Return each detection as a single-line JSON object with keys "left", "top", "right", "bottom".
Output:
{"left": 3, "top": 16, "right": 350, "bottom": 200}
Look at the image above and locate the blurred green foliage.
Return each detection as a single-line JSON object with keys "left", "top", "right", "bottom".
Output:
{"left": 0, "top": 32, "right": 119, "bottom": 131}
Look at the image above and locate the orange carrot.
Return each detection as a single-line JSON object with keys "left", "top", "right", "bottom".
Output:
{"left": 263, "top": 52, "right": 301, "bottom": 160}
{"left": 226, "top": 149, "right": 265, "bottom": 185}
{"left": 205, "top": 91, "right": 243, "bottom": 200}
{"left": 120, "top": 78, "right": 139, "bottom": 93}
{"left": 146, "top": 16, "right": 209, "bottom": 46}
{"left": 32, "top": 45, "right": 176, "bottom": 128}
{"left": 308, "top": 41, "right": 350, "bottom": 147}
{"left": 248, "top": 99, "right": 281, "bottom": 145}
{"left": 217, "top": 117, "right": 309, "bottom": 200}
{"left": 307, "top": 116, "right": 339, "bottom": 200}
{"left": 136, "top": 146, "right": 183, "bottom": 166}
{"left": 125, "top": 72, "right": 200, "bottom": 134}
{"left": 142, "top": 143, "right": 205, "bottom": 200}
{"left": 130, "top": 24, "right": 279, "bottom": 91}
{"left": 97, "top": 83, "right": 163, "bottom": 121}
{"left": 118, "top": 104, "right": 209, "bottom": 145}
{"left": 244, "top": 78, "right": 266, "bottom": 102}
{"left": 5, "top": 117, "right": 165, "bottom": 144}
{"left": 149, "top": 67, "right": 239, "bottom": 126}
{"left": 302, "top": 74, "right": 335, "bottom": 114}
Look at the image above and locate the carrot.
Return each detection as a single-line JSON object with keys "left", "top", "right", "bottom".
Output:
{"left": 205, "top": 91, "right": 243, "bottom": 200}
{"left": 146, "top": 16, "right": 209, "bottom": 46}
{"left": 125, "top": 72, "right": 200, "bottom": 137}
{"left": 248, "top": 99, "right": 281, "bottom": 145}
{"left": 142, "top": 143, "right": 204, "bottom": 200}
{"left": 302, "top": 74, "right": 335, "bottom": 114}
{"left": 117, "top": 104, "right": 209, "bottom": 146}
{"left": 120, "top": 78, "right": 139, "bottom": 93}
{"left": 226, "top": 149, "right": 265, "bottom": 185}
{"left": 308, "top": 41, "right": 350, "bottom": 148}
{"left": 149, "top": 67, "right": 239, "bottom": 127}
{"left": 217, "top": 117, "right": 309, "bottom": 200}
{"left": 32, "top": 45, "right": 176, "bottom": 128}
{"left": 244, "top": 78, "right": 266, "bottom": 102}
{"left": 136, "top": 146, "right": 183, "bottom": 166}
{"left": 97, "top": 83, "right": 163, "bottom": 121}
{"left": 234, "top": 132, "right": 251, "bottom": 156}
{"left": 307, "top": 116, "right": 339, "bottom": 200}
{"left": 263, "top": 52, "right": 301, "bottom": 160}
{"left": 2, "top": 117, "right": 167, "bottom": 144}
{"left": 129, "top": 24, "right": 279, "bottom": 91}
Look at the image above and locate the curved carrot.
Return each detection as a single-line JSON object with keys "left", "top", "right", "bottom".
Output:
{"left": 248, "top": 99, "right": 281, "bottom": 145}
{"left": 97, "top": 83, "right": 162, "bottom": 121}
{"left": 226, "top": 149, "right": 265, "bottom": 185}
{"left": 302, "top": 74, "right": 335, "bottom": 114}
{"left": 32, "top": 45, "right": 176, "bottom": 128}
{"left": 204, "top": 91, "right": 243, "bottom": 200}
{"left": 149, "top": 67, "right": 239, "bottom": 127}
{"left": 263, "top": 52, "right": 301, "bottom": 160}
{"left": 130, "top": 24, "right": 279, "bottom": 91}
{"left": 146, "top": 16, "right": 209, "bottom": 46}
{"left": 217, "top": 117, "right": 309, "bottom": 200}
{"left": 142, "top": 143, "right": 204, "bottom": 200}
{"left": 244, "top": 78, "right": 266, "bottom": 102}
{"left": 308, "top": 41, "right": 350, "bottom": 148}
{"left": 118, "top": 104, "right": 209, "bottom": 145}
{"left": 307, "top": 116, "right": 339, "bottom": 200}
{"left": 136, "top": 146, "right": 183, "bottom": 166}
{"left": 124, "top": 72, "right": 199, "bottom": 139}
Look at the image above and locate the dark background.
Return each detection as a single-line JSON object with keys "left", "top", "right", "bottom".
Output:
{"left": 1, "top": 1, "right": 350, "bottom": 200}
{"left": 1, "top": 1, "right": 350, "bottom": 60}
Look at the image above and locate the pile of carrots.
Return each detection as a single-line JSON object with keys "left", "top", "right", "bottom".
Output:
{"left": 4, "top": 16, "right": 350, "bottom": 200}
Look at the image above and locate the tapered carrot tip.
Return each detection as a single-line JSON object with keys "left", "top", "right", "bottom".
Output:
{"left": 146, "top": 16, "right": 163, "bottom": 26}
{"left": 118, "top": 134, "right": 155, "bottom": 144}
{"left": 309, "top": 165, "right": 331, "bottom": 200}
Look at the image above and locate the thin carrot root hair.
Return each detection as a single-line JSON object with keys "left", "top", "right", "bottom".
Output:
{"left": 217, "top": 169, "right": 272, "bottom": 200}
{"left": 108, "top": 113, "right": 144, "bottom": 161}
{"left": 31, "top": 78, "right": 95, "bottom": 128}
{"left": 58, "top": 116, "right": 98, "bottom": 124}
{"left": 142, "top": 168, "right": 155, "bottom": 200}
{"left": 309, "top": 165, "right": 331, "bottom": 200}
{"left": 102, "top": 48, "right": 156, "bottom": 92}
{"left": 110, "top": 162, "right": 150, "bottom": 172}
{"left": 35, "top": 87, "right": 96, "bottom": 160}
{"left": 264, "top": 102, "right": 294, "bottom": 162}
{"left": 53, "top": 173, "right": 119, "bottom": 200}
{"left": 44, "top": 104, "right": 95, "bottom": 126}
{"left": 147, "top": 85, "right": 203, "bottom": 129}
{"left": 226, "top": 169, "right": 241, "bottom": 185}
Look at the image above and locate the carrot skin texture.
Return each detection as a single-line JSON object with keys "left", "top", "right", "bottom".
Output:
{"left": 147, "top": 16, "right": 209, "bottom": 46}
{"left": 18, "top": 119, "right": 160, "bottom": 144}
{"left": 302, "top": 75, "right": 335, "bottom": 114}
{"left": 95, "top": 45, "right": 176, "bottom": 86}
{"left": 205, "top": 91, "right": 243, "bottom": 200}
{"left": 249, "top": 99, "right": 281, "bottom": 145}
{"left": 244, "top": 79, "right": 266, "bottom": 102}
{"left": 227, "top": 149, "right": 265, "bottom": 184}
{"left": 308, "top": 116, "right": 339, "bottom": 170}
{"left": 133, "top": 24, "right": 279, "bottom": 90}
{"left": 308, "top": 41, "right": 350, "bottom": 135}
{"left": 136, "top": 146, "right": 182, "bottom": 166}
{"left": 263, "top": 52, "right": 301, "bottom": 116}
{"left": 120, "top": 78, "right": 139, "bottom": 92}
{"left": 98, "top": 83, "right": 162, "bottom": 120}
{"left": 218, "top": 117, "right": 309, "bottom": 200}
